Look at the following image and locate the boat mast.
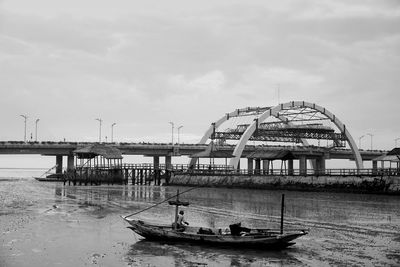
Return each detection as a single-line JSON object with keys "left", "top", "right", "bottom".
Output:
{"left": 280, "top": 194, "right": 285, "bottom": 234}
{"left": 174, "top": 190, "right": 179, "bottom": 230}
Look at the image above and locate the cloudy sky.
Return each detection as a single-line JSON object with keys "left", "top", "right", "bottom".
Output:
{"left": 1, "top": 0, "right": 399, "bottom": 151}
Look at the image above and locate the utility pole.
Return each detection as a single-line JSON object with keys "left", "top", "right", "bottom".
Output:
{"left": 111, "top": 122, "right": 116, "bottom": 143}
{"left": 169, "top": 122, "right": 174, "bottom": 145}
{"left": 358, "top": 135, "right": 365, "bottom": 149}
{"left": 95, "top": 118, "right": 102, "bottom": 143}
{"left": 177, "top": 126, "right": 183, "bottom": 145}
{"left": 35, "top": 118, "right": 40, "bottom": 142}
{"left": 367, "top": 133, "right": 373, "bottom": 150}
{"left": 20, "top": 115, "right": 28, "bottom": 142}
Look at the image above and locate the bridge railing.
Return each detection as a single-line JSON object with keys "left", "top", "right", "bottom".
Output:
{"left": 174, "top": 167, "right": 400, "bottom": 177}
{"left": 73, "top": 162, "right": 400, "bottom": 177}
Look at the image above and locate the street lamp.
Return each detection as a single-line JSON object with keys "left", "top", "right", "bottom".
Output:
{"left": 95, "top": 118, "right": 102, "bottom": 143}
{"left": 358, "top": 135, "right": 365, "bottom": 149}
{"left": 111, "top": 122, "right": 116, "bottom": 143}
{"left": 169, "top": 122, "right": 174, "bottom": 145}
{"left": 177, "top": 126, "right": 183, "bottom": 145}
{"left": 20, "top": 115, "right": 28, "bottom": 142}
{"left": 35, "top": 119, "right": 40, "bottom": 142}
{"left": 366, "top": 133, "right": 373, "bottom": 150}
{"left": 395, "top": 138, "right": 400, "bottom": 147}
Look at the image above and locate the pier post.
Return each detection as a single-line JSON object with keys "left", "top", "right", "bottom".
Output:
{"left": 56, "top": 155, "right": 63, "bottom": 174}
{"left": 125, "top": 169, "right": 129, "bottom": 185}
{"left": 255, "top": 158, "right": 261, "bottom": 175}
{"left": 263, "top": 160, "right": 270, "bottom": 175}
{"left": 67, "top": 155, "right": 74, "bottom": 171}
{"left": 299, "top": 156, "right": 307, "bottom": 176}
{"left": 132, "top": 169, "right": 136, "bottom": 185}
{"left": 288, "top": 159, "right": 294, "bottom": 175}
{"left": 372, "top": 160, "right": 378, "bottom": 175}
{"left": 247, "top": 158, "right": 253, "bottom": 175}
{"left": 153, "top": 156, "right": 160, "bottom": 170}
{"left": 140, "top": 169, "right": 143, "bottom": 185}
{"left": 315, "top": 157, "right": 326, "bottom": 175}
{"left": 165, "top": 155, "right": 172, "bottom": 170}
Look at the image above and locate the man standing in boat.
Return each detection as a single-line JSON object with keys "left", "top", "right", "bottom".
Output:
{"left": 177, "top": 210, "right": 189, "bottom": 230}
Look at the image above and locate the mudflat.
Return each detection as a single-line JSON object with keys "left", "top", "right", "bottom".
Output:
{"left": 1, "top": 176, "right": 400, "bottom": 266}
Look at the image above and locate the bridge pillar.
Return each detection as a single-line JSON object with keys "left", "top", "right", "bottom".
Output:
{"left": 67, "top": 155, "right": 74, "bottom": 171}
{"left": 247, "top": 158, "right": 253, "bottom": 174}
{"left": 56, "top": 155, "right": 63, "bottom": 174}
{"left": 315, "top": 157, "right": 326, "bottom": 175}
{"left": 153, "top": 156, "right": 159, "bottom": 170}
{"left": 255, "top": 158, "right": 261, "bottom": 174}
{"left": 299, "top": 156, "right": 307, "bottom": 176}
{"left": 372, "top": 160, "right": 378, "bottom": 175}
{"left": 288, "top": 159, "right": 294, "bottom": 175}
{"left": 262, "top": 160, "right": 269, "bottom": 174}
{"left": 165, "top": 155, "right": 172, "bottom": 170}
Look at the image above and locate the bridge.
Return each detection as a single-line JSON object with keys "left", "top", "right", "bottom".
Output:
{"left": 0, "top": 101, "right": 394, "bottom": 178}
{"left": 0, "top": 141, "right": 386, "bottom": 173}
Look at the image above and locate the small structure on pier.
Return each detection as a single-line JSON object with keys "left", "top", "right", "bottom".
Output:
{"left": 69, "top": 144, "right": 124, "bottom": 184}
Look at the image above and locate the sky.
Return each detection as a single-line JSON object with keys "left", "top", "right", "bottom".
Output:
{"left": 1, "top": 0, "right": 400, "bottom": 153}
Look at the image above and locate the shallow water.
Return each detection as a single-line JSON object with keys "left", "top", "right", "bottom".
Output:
{"left": 1, "top": 172, "right": 399, "bottom": 266}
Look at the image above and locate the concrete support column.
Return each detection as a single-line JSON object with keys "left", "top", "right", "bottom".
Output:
{"left": 153, "top": 156, "right": 160, "bottom": 170}
{"left": 255, "top": 158, "right": 261, "bottom": 174}
{"left": 67, "top": 155, "right": 74, "bottom": 171}
{"left": 247, "top": 158, "right": 253, "bottom": 174}
{"left": 56, "top": 155, "right": 63, "bottom": 174}
{"left": 262, "top": 160, "right": 270, "bottom": 174}
{"left": 372, "top": 160, "right": 378, "bottom": 175}
{"left": 315, "top": 157, "right": 326, "bottom": 175}
{"left": 299, "top": 156, "right": 307, "bottom": 176}
{"left": 288, "top": 159, "right": 294, "bottom": 175}
{"left": 165, "top": 155, "right": 172, "bottom": 170}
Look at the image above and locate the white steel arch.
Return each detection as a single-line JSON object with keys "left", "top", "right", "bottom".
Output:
{"left": 228, "top": 101, "right": 363, "bottom": 170}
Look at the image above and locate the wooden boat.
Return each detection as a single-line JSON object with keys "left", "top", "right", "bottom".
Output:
{"left": 122, "top": 217, "right": 307, "bottom": 249}
{"left": 34, "top": 177, "right": 63, "bottom": 182}
{"left": 122, "top": 190, "right": 307, "bottom": 249}
{"left": 34, "top": 165, "right": 63, "bottom": 182}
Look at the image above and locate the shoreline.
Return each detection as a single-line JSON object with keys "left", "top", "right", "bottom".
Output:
{"left": 169, "top": 174, "right": 400, "bottom": 195}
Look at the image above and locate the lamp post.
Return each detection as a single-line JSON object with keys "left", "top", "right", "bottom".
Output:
{"left": 177, "top": 126, "right": 183, "bottom": 145}
{"left": 95, "top": 118, "right": 102, "bottom": 143}
{"left": 366, "top": 133, "right": 373, "bottom": 150}
{"left": 358, "top": 135, "right": 365, "bottom": 149}
{"left": 20, "top": 115, "right": 28, "bottom": 142}
{"left": 35, "top": 119, "right": 40, "bottom": 142}
{"left": 111, "top": 122, "right": 116, "bottom": 143}
{"left": 395, "top": 138, "right": 400, "bottom": 147}
{"left": 169, "top": 122, "right": 174, "bottom": 145}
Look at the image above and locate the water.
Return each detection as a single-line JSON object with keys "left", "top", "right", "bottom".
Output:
{"left": 1, "top": 170, "right": 399, "bottom": 266}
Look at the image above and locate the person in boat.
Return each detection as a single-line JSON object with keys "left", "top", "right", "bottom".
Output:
{"left": 176, "top": 210, "right": 189, "bottom": 230}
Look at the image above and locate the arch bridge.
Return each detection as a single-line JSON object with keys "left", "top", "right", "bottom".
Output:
{"left": 190, "top": 101, "right": 363, "bottom": 173}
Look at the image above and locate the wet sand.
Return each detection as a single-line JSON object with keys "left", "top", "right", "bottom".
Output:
{"left": 1, "top": 175, "right": 400, "bottom": 266}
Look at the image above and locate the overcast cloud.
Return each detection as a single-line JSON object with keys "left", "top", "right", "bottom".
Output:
{"left": 0, "top": 0, "right": 399, "bottom": 150}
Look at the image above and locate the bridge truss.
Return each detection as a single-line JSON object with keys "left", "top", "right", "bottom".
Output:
{"left": 191, "top": 101, "right": 363, "bottom": 170}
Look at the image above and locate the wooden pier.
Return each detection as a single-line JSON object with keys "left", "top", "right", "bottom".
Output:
{"left": 63, "top": 164, "right": 173, "bottom": 186}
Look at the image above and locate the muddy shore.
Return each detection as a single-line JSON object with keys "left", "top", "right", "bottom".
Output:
{"left": 1, "top": 176, "right": 400, "bottom": 266}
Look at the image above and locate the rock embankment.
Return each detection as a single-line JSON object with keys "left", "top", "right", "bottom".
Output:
{"left": 169, "top": 174, "right": 400, "bottom": 194}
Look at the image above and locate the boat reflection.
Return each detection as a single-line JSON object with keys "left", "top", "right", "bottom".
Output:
{"left": 125, "top": 239, "right": 302, "bottom": 267}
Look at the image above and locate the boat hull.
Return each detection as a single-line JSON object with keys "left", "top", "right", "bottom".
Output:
{"left": 34, "top": 177, "right": 63, "bottom": 182}
{"left": 123, "top": 218, "right": 307, "bottom": 249}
